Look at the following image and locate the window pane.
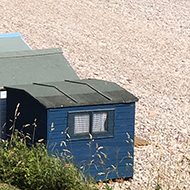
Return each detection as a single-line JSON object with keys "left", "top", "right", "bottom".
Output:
{"left": 74, "top": 113, "right": 90, "bottom": 134}
{"left": 92, "top": 112, "right": 108, "bottom": 132}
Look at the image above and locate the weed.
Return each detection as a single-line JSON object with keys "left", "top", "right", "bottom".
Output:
{"left": 0, "top": 104, "right": 98, "bottom": 190}
{"left": 0, "top": 131, "right": 98, "bottom": 190}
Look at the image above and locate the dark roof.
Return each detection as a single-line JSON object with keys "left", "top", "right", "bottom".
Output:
{"left": 5, "top": 79, "right": 138, "bottom": 108}
{"left": 0, "top": 33, "right": 31, "bottom": 52}
{"left": 0, "top": 48, "right": 79, "bottom": 88}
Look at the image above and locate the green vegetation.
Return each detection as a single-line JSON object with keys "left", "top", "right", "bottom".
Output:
{"left": 0, "top": 131, "right": 98, "bottom": 190}
{"left": 0, "top": 183, "right": 20, "bottom": 190}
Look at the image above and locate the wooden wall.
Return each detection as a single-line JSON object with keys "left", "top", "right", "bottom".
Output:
{"left": 47, "top": 103, "right": 135, "bottom": 181}
{"left": 6, "top": 89, "right": 47, "bottom": 144}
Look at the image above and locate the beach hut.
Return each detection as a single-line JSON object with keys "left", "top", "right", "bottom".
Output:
{"left": 5, "top": 79, "right": 138, "bottom": 181}
{"left": 0, "top": 33, "right": 31, "bottom": 139}
{"left": 1, "top": 33, "right": 138, "bottom": 181}
{"left": 0, "top": 38, "right": 78, "bottom": 139}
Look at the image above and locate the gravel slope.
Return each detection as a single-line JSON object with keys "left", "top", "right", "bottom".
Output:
{"left": 0, "top": 0, "right": 190, "bottom": 189}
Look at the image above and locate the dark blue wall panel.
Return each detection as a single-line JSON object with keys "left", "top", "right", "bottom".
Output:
{"left": 6, "top": 89, "right": 47, "bottom": 144}
{"left": 0, "top": 98, "right": 6, "bottom": 139}
{"left": 47, "top": 103, "right": 135, "bottom": 181}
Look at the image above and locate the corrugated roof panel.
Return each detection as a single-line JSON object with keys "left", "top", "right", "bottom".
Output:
{"left": 0, "top": 48, "right": 79, "bottom": 87}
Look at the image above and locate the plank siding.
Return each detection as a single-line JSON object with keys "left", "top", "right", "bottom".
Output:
{"left": 6, "top": 89, "right": 47, "bottom": 144}
{"left": 0, "top": 98, "right": 6, "bottom": 139}
{"left": 47, "top": 103, "right": 135, "bottom": 180}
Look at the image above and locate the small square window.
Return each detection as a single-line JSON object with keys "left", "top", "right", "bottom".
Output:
{"left": 68, "top": 109, "right": 114, "bottom": 141}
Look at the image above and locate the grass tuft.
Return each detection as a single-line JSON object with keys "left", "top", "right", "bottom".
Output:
{"left": 0, "top": 130, "right": 98, "bottom": 190}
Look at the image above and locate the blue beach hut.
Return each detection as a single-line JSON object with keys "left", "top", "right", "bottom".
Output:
{"left": 5, "top": 79, "right": 138, "bottom": 181}
{"left": 1, "top": 33, "right": 138, "bottom": 181}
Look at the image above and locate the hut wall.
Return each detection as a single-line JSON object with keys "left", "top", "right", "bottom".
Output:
{"left": 47, "top": 103, "right": 136, "bottom": 181}
{"left": 0, "top": 91, "right": 7, "bottom": 139}
{"left": 6, "top": 89, "right": 47, "bottom": 144}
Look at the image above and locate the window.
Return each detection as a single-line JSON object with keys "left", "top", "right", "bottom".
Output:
{"left": 92, "top": 112, "right": 107, "bottom": 132}
{"left": 68, "top": 109, "right": 114, "bottom": 141}
{"left": 74, "top": 113, "right": 90, "bottom": 134}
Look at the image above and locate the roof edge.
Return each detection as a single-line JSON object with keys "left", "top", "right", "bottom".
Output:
{"left": 0, "top": 33, "right": 22, "bottom": 38}
{"left": 0, "top": 48, "right": 62, "bottom": 59}
{"left": 4, "top": 86, "right": 47, "bottom": 109}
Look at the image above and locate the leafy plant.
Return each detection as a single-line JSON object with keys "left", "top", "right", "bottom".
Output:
{"left": 0, "top": 130, "right": 98, "bottom": 190}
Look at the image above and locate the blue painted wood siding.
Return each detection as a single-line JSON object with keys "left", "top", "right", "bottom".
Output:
{"left": 0, "top": 98, "right": 6, "bottom": 139}
{"left": 47, "top": 103, "right": 135, "bottom": 181}
{"left": 6, "top": 89, "right": 47, "bottom": 144}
